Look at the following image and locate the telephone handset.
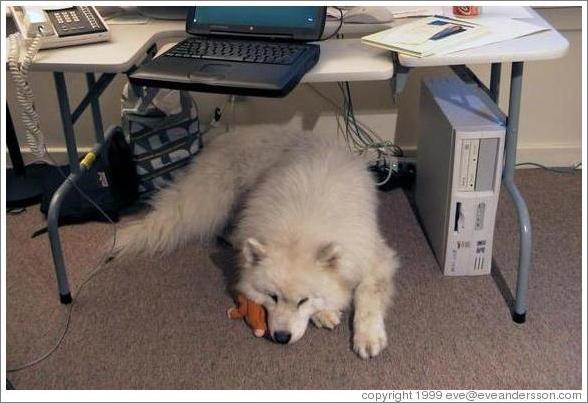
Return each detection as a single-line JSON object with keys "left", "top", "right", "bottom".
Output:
{"left": 8, "top": 7, "right": 111, "bottom": 159}
{"left": 10, "top": 6, "right": 110, "bottom": 49}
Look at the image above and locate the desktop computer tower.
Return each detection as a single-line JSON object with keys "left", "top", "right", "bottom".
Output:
{"left": 416, "top": 76, "right": 505, "bottom": 276}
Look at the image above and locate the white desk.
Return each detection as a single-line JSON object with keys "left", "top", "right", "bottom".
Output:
{"left": 34, "top": 8, "right": 562, "bottom": 73}
{"left": 9, "top": 8, "right": 568, "bottom": 323}
{"left": 25, "top": 21, "right": 395, "bottom": 82}
{"left": 397, "top": 8, "right": 568, "bottom": 67}
{"left": 27, "top": 20, "right": 186, "bottom": 73}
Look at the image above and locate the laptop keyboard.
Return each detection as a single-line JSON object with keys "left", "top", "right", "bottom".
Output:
{"left": 164, "top": 37, "right": 307, "bottom": 65}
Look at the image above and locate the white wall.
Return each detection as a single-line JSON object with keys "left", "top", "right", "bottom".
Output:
{"left": 6, "top": 7, "right": 582, "bottom": 167}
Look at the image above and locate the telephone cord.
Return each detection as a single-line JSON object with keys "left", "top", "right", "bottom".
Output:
{"left": 7, "top": 32, "right": 46, "bottom": 158}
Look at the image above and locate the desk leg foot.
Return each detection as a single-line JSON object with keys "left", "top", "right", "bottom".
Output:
{"left": 512, "top": 310, "right": 526, "bottom": 324}
{"left": 60, "top": 293, "right": 73, "bottom": 305}
{"left": 504, "top": 178, "right": 532, "bottom": 324}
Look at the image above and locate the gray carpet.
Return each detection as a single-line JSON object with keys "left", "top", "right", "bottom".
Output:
{"left": 5, "top": 169, "right": 582, "bottom": 389}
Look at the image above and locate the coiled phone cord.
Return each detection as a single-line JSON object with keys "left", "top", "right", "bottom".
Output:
{"left": 7, "top": 31, "right": 46, "bottom": 158}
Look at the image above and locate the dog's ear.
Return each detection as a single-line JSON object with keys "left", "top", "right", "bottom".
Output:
{"left": 242, "top": 238, "right": 267, "bottom": 266}
{"left": 316, "top": 242, "right": 341, "bottom": 269}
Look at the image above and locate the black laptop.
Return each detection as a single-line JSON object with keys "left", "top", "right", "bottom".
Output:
{"left": 129, "top": 6, "right": 326, "bottom": 97}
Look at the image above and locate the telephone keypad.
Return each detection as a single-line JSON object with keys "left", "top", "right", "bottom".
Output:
{"left": 46, "top": 6, "right": 107, "bottom": 38}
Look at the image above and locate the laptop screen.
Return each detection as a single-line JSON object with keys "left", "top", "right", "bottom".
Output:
{"left": 187, "top": 6, "right": 326, "bottom": 41}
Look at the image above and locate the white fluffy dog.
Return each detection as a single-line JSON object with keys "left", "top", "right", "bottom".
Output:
{"left": 114, "top": 127, "right": 399, "bottom": 358}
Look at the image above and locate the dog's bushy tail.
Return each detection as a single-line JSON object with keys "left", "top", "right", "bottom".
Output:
{"left": 111, "top": 142, "right": 240, "bottom": 258}
{"left": 110, "top": 127, "right": 301, "bottom": 259}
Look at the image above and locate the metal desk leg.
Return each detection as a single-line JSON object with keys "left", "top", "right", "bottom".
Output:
{"left": 490, "top": 63, "right": 501, "bottom": 103}
{"left": 49, "top": 72, "right": 79, "bottom": 303}
{"left": 47, "top": 127, "right": 119, "bottom": 304}
{"left": 54, "top": 72, "right": 80, "bottom": 175}
{"left": 391, "top": 62, "right": 411, "bottom": 101}
{"left": 48, "top": 72, "right": 116, "bottom": 304}
{"left": 86, "top": 73, "right": 105, "bottom": 144}
{"left": 502, "top": 62, "right": 532, "bottom": 323}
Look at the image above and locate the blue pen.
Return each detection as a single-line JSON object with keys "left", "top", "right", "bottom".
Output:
{"left": 430, "top": 25, "right": 466, "bottom": 40}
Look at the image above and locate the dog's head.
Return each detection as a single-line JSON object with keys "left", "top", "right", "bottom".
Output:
{"left": 236, "top": 238, "right": 349, "bottom": 344}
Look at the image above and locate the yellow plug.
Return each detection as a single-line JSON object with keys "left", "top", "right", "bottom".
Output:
{"left": 80, "top": 152, "right": 96, "bottom": 168}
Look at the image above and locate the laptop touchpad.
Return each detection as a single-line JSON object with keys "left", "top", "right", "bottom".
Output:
{"left": 188, "top": 63, "right": 233, "bottom": 81}
{"left": 200, "top": 63, "right": 232, "bottom": 73}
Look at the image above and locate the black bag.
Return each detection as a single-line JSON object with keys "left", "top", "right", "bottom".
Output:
{"left": 39, "top": 127, "right": 139, "bottom": 224}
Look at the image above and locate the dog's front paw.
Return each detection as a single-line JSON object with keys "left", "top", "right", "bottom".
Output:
{"left": 353, "top": 319, "right": 387, "bottom": 359}
{"left": 311, "top": 310, "right": 341, "bottom": 330}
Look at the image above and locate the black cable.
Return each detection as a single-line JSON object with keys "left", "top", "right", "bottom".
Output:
{"left": 320, "top": 7, "right": 344, "bottom": 41}
{"left": 515, "top": 161, "right": 581, "bottom": 174}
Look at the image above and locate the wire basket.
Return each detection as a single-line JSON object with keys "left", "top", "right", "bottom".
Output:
{"left": 122, "top": 85, "right": 202, "bottom": 196}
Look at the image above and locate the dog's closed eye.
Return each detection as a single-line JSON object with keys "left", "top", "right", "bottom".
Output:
{"left": 269, "top": 293, "right": 278, "bottom": 303}
{"left": 297, "top": 297, "right": 309, "bottom": 307}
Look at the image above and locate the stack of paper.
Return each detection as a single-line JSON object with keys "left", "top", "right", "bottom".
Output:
{"left": 444, "top": 16, "right": 548, "bottom": 54}
{"left": 361, "top": 13, "right": 548, "bottom": 58}
{"left": 361, "top": 16, "right": 488, "bottom": 58}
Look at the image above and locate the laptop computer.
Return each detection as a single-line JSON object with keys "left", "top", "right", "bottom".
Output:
{"left": 129, "top": 6, "right": 326, "bottom": 97}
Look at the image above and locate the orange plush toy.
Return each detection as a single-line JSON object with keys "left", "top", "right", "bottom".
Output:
{"left": 227, "top": 293, "right": 268, "bottom": 337}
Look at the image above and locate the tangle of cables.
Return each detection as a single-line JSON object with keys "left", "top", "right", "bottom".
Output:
{"left": 337, "top": 82, "right": 404, "bottom": 185}
{"left": 7, "top": 31, "right": 47, "bottom": 158}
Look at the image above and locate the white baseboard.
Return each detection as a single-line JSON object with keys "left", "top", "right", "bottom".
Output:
{"left": 393, "top": 144, "right": 581, "bottom": 168}
{"left": 6, "top": 144, "right": 582, "bottom": 168}
{"left": 402, "top": 144, "right": 582, "bottom": 168}
{"left": 7, "top": 146, "right": 94, "bottom": 167}
{"left": 515, "top": 144, "right": 582, "bottom": 168}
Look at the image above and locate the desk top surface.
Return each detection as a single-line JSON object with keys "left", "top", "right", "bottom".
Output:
{"left": 11, "top": 7, "right": 568, "bottom": 77}
{"left": 397, "top": 7, "right": 569, "bottom": 67}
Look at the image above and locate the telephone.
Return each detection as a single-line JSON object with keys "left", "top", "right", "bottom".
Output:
{"left": 7, "top": 7, "right": 110, "bottom": 159}
{"left": 9, "top": 6, "right": 110, "bottom": 49}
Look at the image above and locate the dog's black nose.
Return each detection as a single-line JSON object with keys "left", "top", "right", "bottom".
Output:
{"left": 273, "top": 331, "right": 291, "bottom": 344}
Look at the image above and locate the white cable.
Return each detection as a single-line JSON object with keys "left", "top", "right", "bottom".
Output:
{"left": 6, "top": 248, "right": 112, "bottom": 373}
{"left": 226, "top": 95, "right": 236, "bottom": 132}
{"left": 374, "top": 163, "right": 395, "bottom": 187}
{"left": 307, "top": 83, "right": 402, "bottom": 157}
{"left": 307, "top": 83, "right": 403, "bottom": 186}
{"left": 7, "top": 32, "right": 47, "bottom": 159}
{"left": 7, "top": 146, "right": 118, "bottom": 373}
